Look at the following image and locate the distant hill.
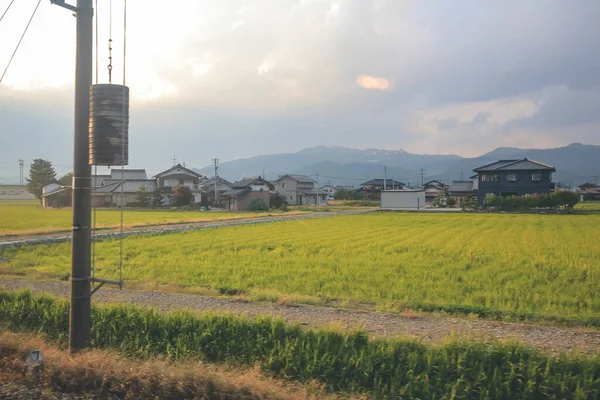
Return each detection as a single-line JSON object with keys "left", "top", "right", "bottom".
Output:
{"left": 194, "top": 143, "right": 600, "bottom": 187}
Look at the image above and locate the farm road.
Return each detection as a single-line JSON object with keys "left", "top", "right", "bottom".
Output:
{"left": 0, "top": 279, "right": 598, "bottom": 356}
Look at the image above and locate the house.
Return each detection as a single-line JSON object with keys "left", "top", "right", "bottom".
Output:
{"left": 233, "top": 176, "right": 274, "bottom": 192}
{"left": 473, "top": 158, "right": 556, "bottom": 205}
{"left": 41, "top": 183, "right": 71, "bottom": 208}
{"left": 578, "top": 182, "right": 600, "bottom": 201}
{"left": 91, "top": 179, "right": 157, "bottom": 207}
{"left": 274, "top": 174, "right": 327, "bottom": 206}
{"left": 381, "top": 189, "right": 426, "bottom": 210}
{"left": 200, "top": 176, "right": 233, "bottom": 206}
{"left": 423, "top": 180, "right": 448, "bottom": 204}
{"left": 154, "top": 164, "right": 204, "bottom": 204}
{"left": 0, "top": 184, "right": 36, "bottom": 200}
{"left": 319, "top": 184, "right": 337, "bottom": 201}
{"left": 221, "top": 176, "right": 272, "bottom": 211}
{"left": 358, "top": 179, "right": 405, "bottom": 200}
{"left": 448, "top": 181, "right": 477, "bottom": 207}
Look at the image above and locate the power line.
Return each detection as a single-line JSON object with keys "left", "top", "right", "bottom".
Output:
{"left": 0, "top": 0, "right": 42, "bottom": 84}
{"left": 0, "top": 0, "right": 15, "bottom": 23}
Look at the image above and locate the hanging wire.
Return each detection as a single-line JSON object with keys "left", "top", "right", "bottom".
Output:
{"left": 0, "top": 0, "right": 15, "bottom": 23}
{"left": 107, "top": 0, "right": 113, "bottom": 84}
{"left": 118, "top": 0, "right": 128, "bottom": 288}
{"left": 0, "top": 0, "right": 42, "bottom": 84}
{"left": 122, "top": 0, "right": 126, "bottom": 85}
{"left": 95, "top": 0, "right": 99, "bottom": 84}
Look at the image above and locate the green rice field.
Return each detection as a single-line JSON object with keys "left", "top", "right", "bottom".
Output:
{"left": 0, "top": 203, "right": 283, "bottom": 236}
{"left": 3, "top": 213, "right": 599, "bottom": 323}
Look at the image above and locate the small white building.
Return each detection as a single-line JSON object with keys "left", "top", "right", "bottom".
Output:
{"left": 319, "top": 185, "right": 337, "bottom": 201}
{"left": 381, "top": 189, "right": 426, "bottom": 210}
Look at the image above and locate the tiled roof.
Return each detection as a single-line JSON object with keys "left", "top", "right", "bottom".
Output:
{"left": 93, "top": 180, "right": 156, "bottom": 194}
{"left": 110, "top": 169, "right": 147, "bottom": 180}
{"left": 277, "top": 174, "right": 315, "bottom": 183}
{"left": 154, "top": 164, "right": 200, "bottom": 178}
{"left": 361, "top": 179, "right": 405, "bottom": 187}
{"left": 449, "top": 180, "right": 474, "bottom": 193}
{"left": 474, "top": 158, "right": 555, "bottom": 172}
{"left": 222, "top": 188, "right": 250, "bottom": 196}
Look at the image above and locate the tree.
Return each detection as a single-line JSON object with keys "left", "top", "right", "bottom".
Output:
{"left": 172, "top": 184, "right": 194, "bottom": 207}
{"left": 58, "top": 172, "right": 73, "bottom": 186}
{"left": 151, "top": 187, "right": 170, "bottom": 207}
{"left": 249, "top": 198, "right": 268, "bottom": 211}
{"left": 334, "top": 188, "right": 364, "bottom": 200}
{"left": 446, "top": 197, "right": 457, "bottom": 207}
{"left": 270, "top": 192, "right": 288, "bottom": 209}
{"left": 25, "top": 159, "right": 57, "bottom": 203}
{"left": 135, "top": 184, "right": 151, "bottom": 207}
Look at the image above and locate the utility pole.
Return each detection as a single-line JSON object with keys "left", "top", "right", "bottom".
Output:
{"left": 18, "top": 159, "right": 24, "bottom": 185}
{"left": 172, "top": 155, "right": 176, "bottom": 166}
{"left": 316, "top": 172, "right": 320, "bottom": 206}
{"left": 460, "top": 169, "right": 464, "bottom": 181}
{"left": 419, "top": 168, "right": 426, "bottom": 188}
{"left": 392, "top": 177, "right": 395, "bottom": 190}
{"left": 383, "top": 166, "right": 387, "bottom": 190}
{"left": 262, "top": 168, "right": 265, "bottom": 179}
{"left": 212, "top": 158, "right": 219, "bottom": 204}
{"left": 51, "top": 0, "right": 94, "bottom": 352}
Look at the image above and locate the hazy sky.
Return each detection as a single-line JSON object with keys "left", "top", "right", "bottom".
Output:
{"left": 1, "top": 0, "right": 599, "bottom": 174}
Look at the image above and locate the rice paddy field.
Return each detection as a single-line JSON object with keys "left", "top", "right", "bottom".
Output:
{"left": 0, "top": 203, "right": 284, "bottom": 236}
{"left": 3, "top": 213, "right": 599, "bottom": 324}
{"left": 575, "top": 201, "right": 600, "bottom": 211}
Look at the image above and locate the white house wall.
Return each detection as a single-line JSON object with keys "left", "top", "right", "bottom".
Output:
{"left": 381, "top": 191, "right": 426, "bottom": 210}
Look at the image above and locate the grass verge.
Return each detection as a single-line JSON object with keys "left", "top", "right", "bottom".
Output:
{"left": 0, "top": 332, "right": 347, "bottom": 400}
{"left": 0, "top": 289, "right": 598, "bottom": 399}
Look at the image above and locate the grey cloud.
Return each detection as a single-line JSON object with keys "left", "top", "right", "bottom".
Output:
{"left": 2, "top": 0, "right": 600, "bottom": 174}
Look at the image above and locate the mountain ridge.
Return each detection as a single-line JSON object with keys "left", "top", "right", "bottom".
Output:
{"left": 194, "top": 143, "right": 600, "bottom": 187}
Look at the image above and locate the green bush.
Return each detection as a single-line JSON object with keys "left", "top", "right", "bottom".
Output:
{"left": 484, "top": 192, "right": 579, "bottom": 212}
{"left": 0, "top": 290, "right": 598, "bottom": 399}
{"left": 249, "top": 198, "right": 268, "bottom": 211}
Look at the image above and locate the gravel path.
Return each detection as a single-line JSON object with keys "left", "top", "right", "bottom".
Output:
{"left": 1, "top": 279, "right": 598, "bottom": 356}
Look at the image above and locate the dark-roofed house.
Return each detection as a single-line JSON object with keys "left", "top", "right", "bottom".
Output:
{"left": 423, "top": 180, "right": 448, "bottom": 204}
{"left": 91, "top": 179, "right": 157, "bottom": 207}
{"left": 448, "top": 181, "right": 476, "bottom": 207}
{"left": 473, "top": 158, "right": 556, "bottom": 205}
{"left": 199, "top": 176, "right": 233, "bottom": 206}
{"left": 274, "top": 174, "right": 327, "bottom": 205}
{"left": 358, "top": 179, "right": 405, "bottom": 200}
{"left": 222, "top": 176, "right": 272, "bottom": 211}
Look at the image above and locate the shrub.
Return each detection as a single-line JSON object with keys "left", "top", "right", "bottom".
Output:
{"left": 269, "top": 193, "right": 288, "bottom": 209}
{"left": 446, "top": 197, "right": 457, "bottom": 207}
{"left": 249, "top": 198, "right": 268, "bottom": 211}
{"left": 172, "top": 185, "right": 194, "bottom": 207}
{"left": 484, "top": 192, "right": 579, "bottom": 212}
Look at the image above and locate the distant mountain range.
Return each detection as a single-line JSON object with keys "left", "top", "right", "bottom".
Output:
{"left": 195, "top": 143, "right": 600, "bottom": 187}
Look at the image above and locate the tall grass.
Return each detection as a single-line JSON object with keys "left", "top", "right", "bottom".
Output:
{"left": 0, "top": 290, "right": 598, "bottom": 399}
{"left": 4, "top": 213, "right": 600, "bottom": 324}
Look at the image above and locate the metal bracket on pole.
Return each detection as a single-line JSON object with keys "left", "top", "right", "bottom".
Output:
{"left": 50, "top": 0, "right": 79, "bottom": 13}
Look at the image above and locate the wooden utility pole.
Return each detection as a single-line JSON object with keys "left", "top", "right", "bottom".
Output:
{"left": 383, "top": 166, "right": 387, "bottom": 190}
{"left": 212, "top": 158, "right": 219, "bottom": 204}
{"left": 51, "top": 0, "right": 94, "bottom": 352}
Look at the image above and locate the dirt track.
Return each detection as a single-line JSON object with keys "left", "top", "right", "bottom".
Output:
{"left": 0, "top": 279, "right": 598, "bottom": 356}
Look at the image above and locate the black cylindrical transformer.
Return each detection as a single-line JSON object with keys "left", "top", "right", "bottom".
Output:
{"left": 89, "top": 84, "right": 129, "bottom": 166}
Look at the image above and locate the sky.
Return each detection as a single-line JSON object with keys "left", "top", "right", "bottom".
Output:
{"left": 1, "top": 0, "right": 599, "bottom": 177}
